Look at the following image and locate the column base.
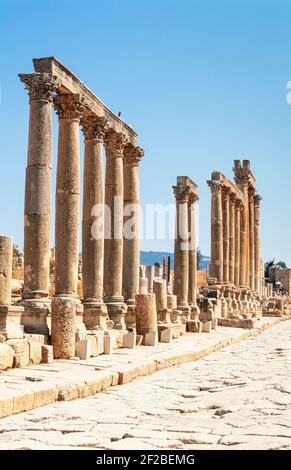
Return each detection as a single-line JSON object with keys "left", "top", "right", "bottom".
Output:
{"left": 0, "top": 305, "right": 24, "bottom": 339}
{"left": 125, "top": 304, "right": 136, "bottom": 330}
{"left": 177, "top": 305, "right": 191, "bottom": 322}
{"left": 83, "top": 302, "right": 110, "bottom": 331}
{"left": 19, "top": 296, "right": 51, "bottom": 309}
{"left": 105, "top": 299, "right": 128, "bottom": 330}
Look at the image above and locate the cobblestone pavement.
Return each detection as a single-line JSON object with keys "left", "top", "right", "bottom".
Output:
{"left": 0, "top": 320, "right": 291, "bottom": 450}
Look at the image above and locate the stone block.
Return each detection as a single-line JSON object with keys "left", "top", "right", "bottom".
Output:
{"left": 136, "top": 334, "right": 143, "bottom": 346}
{"left": 96, "top": 333, "right": 104, "bottom": 354}
{"left": 123, "top": 330, "right": 136, "bottom": 349}
{"left": 144, "top": 331, "right": 158, "bottom": 346}
{"left": 75, "top": 339, "right": 91, "bottom": 360}
{"left": 211, "top": 318, "right": 218, "bottom": 330}
{"left": 202, "top": 321, "right": 212, "bottom": 333}
{"left": 0, "top": 305, "right": 24, "bottom": 339}
{"left": 104, "top": 335, "right": 113, "bottom": 355}
{"left": 24, "top": 333, "right": 48, "bottom": 345}
{"left": 0, "top": 343, "right": 15, "bottom": 370}
{"left": 28, "top": 341, "right": 42, "bottom": 364}
{"left": 6, "top": 338, "right": 29, "bottom": 367}
{"left": 41, "top": 345, "right": 53, "bottom": 364}
{"left": 87, "top": 335, "right": 99, "bottom": 357}
{"left": 187, "top": 319, "right": 202, "bottom": 333}
{"left": 160, "top": 327, "right": 173, "bottom": 343}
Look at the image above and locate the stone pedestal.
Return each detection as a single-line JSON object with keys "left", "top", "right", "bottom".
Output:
{"left": 135, "top": 293, "right": 157, "bottom": 337}
{"left": 83, "top": 303, "right": 109, "bottom": 331}
{"left": 0, "top": 305, "right": 24, "bottom": 339}
{"left": 51, "top": 296, "right": 76, "bottom": 359}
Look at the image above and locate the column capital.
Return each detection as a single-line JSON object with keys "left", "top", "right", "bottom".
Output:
{"left": 235, "top": 199, "right": 243, "bottom": 210}
{"left": 249, "top": 186, "right": 256, "bottom": 201}
{"left": 81, "top": 116, "right": 108, "bottom": 142}
{"left": 207, "top": 179, "right": 222, "bottom": 193}
{"left": 173, "top": 184, "right": 191, "bottom": 203}
{"left": 123, "top": 144, "right": 144, "bottom": 166}
{"left": 254, "top": 194, "right": 262, "bottom": 207}
{"left": 221, "top": 186, "right": 231, "bottom": 199}
{"left": 104, "top": 130, "right": 129, "bottom": 157}
{"left": 188, "top": 192, "right": 199, "bottom": 205}
{"left": 19, "top": 73, "right": 60, "bottom": 103}
{"left": 54, "top": 93, "right": 86, "bottom": 120}
{"left": 229, "top": 191, "right": 237, "bottom": 205}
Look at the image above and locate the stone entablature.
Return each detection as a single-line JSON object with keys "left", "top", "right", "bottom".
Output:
{"left": 210, "top": 171, "right": 245, "bottom": 205}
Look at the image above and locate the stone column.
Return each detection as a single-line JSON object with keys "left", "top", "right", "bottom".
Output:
{"left": 208, "top": 180, "right": 223, "bottom": 283}
{"left": 19, "top": 73, "right": 58, "bottom": 302}
{"left": 104, "top": 131, "right": 127, "bottom": 326}
{"left": 122, "top": 145, "right": 144, "bottom": 305}
{"left": 81, "top": 116, "right": 108, "bottom": 328}
{"left": 188, "top": 193, "right": 199, "bottom": 306}
{"left": 241, "top": 180, "right": 249, "bottom": 286}
{"left": 173, "top": 182, "right": 190, "bottom": 312}
{"left": 234, "top": 200, "right": 241, "bottom": 286}
{"left": 254, "top": 195, "right": 262, "bottom": 293}
{"left": 249, "top": 188, "right": 255, "bottom": 290}
{"left": 54, "top": 94, "right": 85, "bottom": 297}
{"left": 229, "top": 193, "right": 236, "bottom": 284}
{"left": 0, "top": 236, "right": 13, "bottom": 305}
{"left": 51, "top": 296, "right": 76, "bottom": 359}
{"left": 222, "top": 187, "right": 230, "bottom": 283}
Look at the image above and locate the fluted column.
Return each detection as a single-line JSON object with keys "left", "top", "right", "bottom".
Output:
{"left": 239, "top": 180, "right": 249, "bottom": 286}
{"left": 122, "top": 145, "right": 144, "bottom": 305}
{"left": 254, "top": 195, "right": 262, "bottom": 293}
{"left": 173, "top": 183, "right": 190, "bottom": 311}
{"left": 188, "top": 193, "right": 199, "bottom": 306}
{"left": 208, "top": 180, "right": 223, "bottom": 283}
{"left": 81, "top": 116, "right": 107, "bottom": 306}
{"left": 19, "top": 73, "right": 58, "bottom": 302}
{"left": 54, "top": 94, "right": 84, "bottom": 297}
{"left": 229, "top": 193, "right": 236, "bottom": 284}
{"left": 234, "top": 200, "right": 241, "bottom": 286}
{"left": 222, "top": 187, "right": 230, "bottom": 283}
{"left": 104, "top": 131, "right": 127, "bottom": 320}
{"left": 249, "top": 188, "right": 255, "bottom": 290}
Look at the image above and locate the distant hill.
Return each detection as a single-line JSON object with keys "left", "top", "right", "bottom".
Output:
{"left": 140, "top": 251, "right": 210, "bottom": 271}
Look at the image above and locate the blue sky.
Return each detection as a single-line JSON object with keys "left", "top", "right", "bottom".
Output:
{"left": 0, "top": 0, "right": 291, "bottom": 265}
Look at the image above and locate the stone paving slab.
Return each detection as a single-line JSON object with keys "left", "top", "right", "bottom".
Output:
{"left": 0, "top": 316, "right": 289, "bottom": 420}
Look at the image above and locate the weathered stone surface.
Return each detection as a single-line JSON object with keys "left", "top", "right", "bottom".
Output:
{"left": 51, "top": 296, "right": 76, "bottom": 359}
{"left": 41, "top": 345, "right": 53, "bottom": 364}
{"left": 0, "top": 343, "right": 15, "bottom": 370}
{"left": 0, "top": 236, "right": 13, "bottom": 305}
{"left": 6, "top": 339, "right": 29, "bottom": 368}
{"left": 28, "top": 341, "right": 42, "bottom": 364}
{"left": 135, "top": 293, "right": 157, "bottom": 336}
{"left": 75, "top": 340, "right": 91, "bottom": 360}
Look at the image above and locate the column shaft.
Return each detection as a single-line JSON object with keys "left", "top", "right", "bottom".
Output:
{"left": 81, "top": 117, "right": 106, "bottom": 304}
{"left": 208, "top": 180, "right": 223, "bottom": 283}
{"left": 254, "top": 195, "right": 262, "bottom": 293}
{"left": 54, "top": 94, "right": 83, "bottom": 296}
{"left": 249, "top": 191, "right": 255, "bottom": 290}
{"left": 222, "top": 188, "right": 230, "bottom": 283}
{"left": 122, "top": 146, "right": 143, "bottom": 304}
{"left": 19, "top": 74, "right": 58, "bottom": 300}
{"left": 104, "top": 131, "right": 126, "bottom": 303}
{"left": 173, "top": 184, "right": 190, "bottom": 309}
{"left": 234, "top": 201, "right": 241, "bottom": 286}
{"left": 188, "top": 196, "right": 198, "bottom": 305}
{"left": 229, "top": 194, "right": 235, "bottom": 284}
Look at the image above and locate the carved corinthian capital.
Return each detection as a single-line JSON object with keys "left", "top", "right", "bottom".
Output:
{"left": 173, "top": 184, "right": 191, "bottom": 203}
{"left": 81, "top": 116, "right": 108, "bottom": 141}
{"left": 19, "top": 73, "right": 59, "bottom": 102}
{"left": 207, "top": 179, "right": 222, "bottom": 193}
{"left": 254, "top": 194, "right": 262, "bottom": 207}
{"left": 53, "top": 93, "right": 86, "bottom": 119}
{"left": 104, "top": 130, "right": 129, "bottom": 157}
{"left": 123, "top": 144, "right": 144, "bottom": 165}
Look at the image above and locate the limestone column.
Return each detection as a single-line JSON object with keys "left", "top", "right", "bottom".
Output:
{"left": 173, "top": 182, "right": 190, "bottom": 311}
{"left": 208, "top": 180, "right": 223, "bottom": 283}
{"left": 234, "top": 200, "right": 241, "bottom": 286}
{"left": 122, "top": 145, "right": 144, "bottom": 305}
{"left": 254, "top": 195, "right": 262, "bottom": 293}
{"left": 104, "top": 131, "right": 127, "bottom": 321}
{"left": 54, "top": 94, "right": 85, "bottom": 297}
{"left": 0, "top": 236, "right": 13, "bottom": 305}
{"left": 188, "top": 193, "right": 199, "bottom": 306}
{"left": 249, "top": 188, "right": 255, "bottom": 290}
{"left": 229, "top": 193, "right": 236, "bottom": 284}
{"left": 222, "top": 187, "right": 230, "bottom": 283}
{"left": 19, "top": 73, "right": 58, "bottom": 302}
{"left": 81, "top": 116, "right": 107, "bottom": 306}
{"left": 241, "top": 180, "right": 250, "bottom": 286}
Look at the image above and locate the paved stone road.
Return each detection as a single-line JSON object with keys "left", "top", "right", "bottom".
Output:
{"left": 0, "top": 320, "right": 291, "bottom": 450}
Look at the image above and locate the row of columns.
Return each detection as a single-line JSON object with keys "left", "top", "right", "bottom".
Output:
{"left": 172, "top": 177, "right": 199, "bottom": 311}
{"left": 19, "top": 73, "right": 143, "bottom": 317}
{"left": 208, "top": 173, "right": 262, "bottom": 292}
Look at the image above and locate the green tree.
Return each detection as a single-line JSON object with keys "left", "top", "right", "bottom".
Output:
{"left": 197, "top": 247, "right": 203, "bottom": 270}
{"left": 277, "top": 261, "right": 288, "bottom": 269}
